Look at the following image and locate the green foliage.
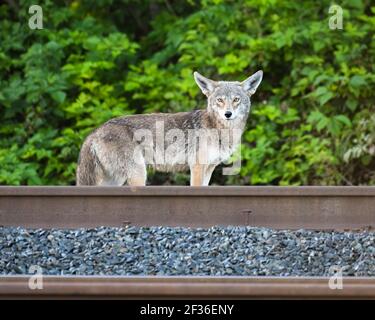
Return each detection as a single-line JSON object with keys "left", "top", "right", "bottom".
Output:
{"left": 0, "top": 0, "right": 374, "bottom": 185}
{"left": 0, "top": 0, "right": 138, "bottom": 184}
{"left": 239, "top": 106, "right": 336, "bottom": 185}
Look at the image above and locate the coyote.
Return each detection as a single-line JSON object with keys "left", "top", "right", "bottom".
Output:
{"left": 76, "top": 70, "right": 263, "bottom": 186}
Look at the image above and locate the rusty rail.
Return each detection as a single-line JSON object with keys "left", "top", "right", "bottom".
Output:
{"left": 1, "top": 276, "right": 375, "bottom": 299}
{"left": 1, "top": 186, "right": 375, "bottom": 299}
{"left": 0, "top": 186, "right": 375, "bottom": 230}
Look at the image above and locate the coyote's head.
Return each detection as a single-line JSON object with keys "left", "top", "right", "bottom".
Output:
{"left": 194, "top": 70, "right": 263, "bottom": 121}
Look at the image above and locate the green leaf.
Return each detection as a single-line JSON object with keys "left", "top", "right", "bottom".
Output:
{"left": 51, "top": 91, "right": 66, "bottom": 104}
{"left": 349, "top": 75, "right": 366, "bottom": 88}
{"left": 335, "top": 115, "right": 352, "bottom": 127}
{"left": 346, "top": 99, "right": 358, "bottom": 111}
{"left": 318, "top": 92, "right": 334, "bottom": 105}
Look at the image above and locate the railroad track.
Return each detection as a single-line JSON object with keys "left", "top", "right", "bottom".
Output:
{"left": 0, "top": 186, "right": 375, "bottom": 299}
{"left": 1, "top": 276, "right": 375, "bottom": 299}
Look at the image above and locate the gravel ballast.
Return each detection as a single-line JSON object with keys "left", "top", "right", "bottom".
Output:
{"left": 0, "top": 226, "right": 374, "bottom": 276}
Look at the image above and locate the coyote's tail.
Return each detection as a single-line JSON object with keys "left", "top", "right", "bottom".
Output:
{"left": 76, "top": 141, "right": 98, "bottom": 186}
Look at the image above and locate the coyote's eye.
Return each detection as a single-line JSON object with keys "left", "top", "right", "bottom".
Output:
{"left": 233, "top": 97, "right": 240, "bottom": 103}
{"left": 217, "top": 98, "right": 224, "bottom": 104}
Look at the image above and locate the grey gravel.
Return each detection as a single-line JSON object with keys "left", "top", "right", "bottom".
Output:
{"left": 0, "top": 226, "right": 374, "bottom": 276}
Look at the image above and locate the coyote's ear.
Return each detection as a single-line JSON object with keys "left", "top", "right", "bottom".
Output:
{"left": 241, "top": 70, "right": 263, "bottom": 96}
{"left": 194, "top": 72, "right": 216, "bottom": 97}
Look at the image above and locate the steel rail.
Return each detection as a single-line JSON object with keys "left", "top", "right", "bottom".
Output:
{"left": 0, "top": 186, "right": 375, "bottom": 229}
{"left": 1, "top": 276, "right": 375, "bottom": 299}
{"left": 2, "top": 186, "right": 375, "bottom": 196}
{"left": 1, "top": 187, "right": 375, "bottom": 299}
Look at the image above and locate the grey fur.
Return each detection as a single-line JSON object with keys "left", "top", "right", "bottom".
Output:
{"left": 76, "top": 70, "right": 263, "bottom": 186}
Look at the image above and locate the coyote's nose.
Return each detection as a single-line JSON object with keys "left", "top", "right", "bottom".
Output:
{"left": 224, "top": 111, "right": 232, "bottom": 119}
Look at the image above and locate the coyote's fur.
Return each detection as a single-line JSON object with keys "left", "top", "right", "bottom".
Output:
{"left": 76, "top": 70, "right": 263, "bottom": 186}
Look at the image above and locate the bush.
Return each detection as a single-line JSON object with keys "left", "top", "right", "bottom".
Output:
{"left": 0, "top": 0, "right": 374, "bottom": 185}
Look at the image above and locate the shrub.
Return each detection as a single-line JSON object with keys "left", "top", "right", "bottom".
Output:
{"left": 0, "top": 0, "right": 374, "bottom": 185}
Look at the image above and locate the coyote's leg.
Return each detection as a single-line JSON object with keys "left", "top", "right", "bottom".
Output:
{"left": 96, "top": 175, "right": 124, "bottom": 186}
{"left": 128, "top": 176, "right": 146, "bottom": 186}
{"left": 190, "top": 164, "right": 217, "bottom": 186}
{"left": 127, "top": 163, "right": 147, "bottom": 186}
{"left": 190, "top": 164, "right": 204, "bottom": 186}
{"left": 202, "top": 164, "right": 216, "bottom": 186}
